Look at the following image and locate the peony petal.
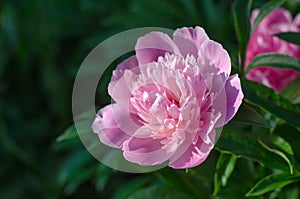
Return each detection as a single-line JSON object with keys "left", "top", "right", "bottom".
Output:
{"left": 168, "top": 130, "right": 215, "bottom": 169}
{"left": 135, "top": 32, "right": 181, "bottom": 65}
{"left": 173, "top": 26, "right": 209, "bottom": 57}
{"left": 122, "top": 134, "right": 172, "bottom": 166}
{"left": 250, "top": 9, "right": 260, "bottom": 25}
{"left": 246, "top": 67, "right": 300, "bottom": 92}
{"left": 109, "top": 68, "right": 139, "bottom": 108}
{"left": 108, "top": 55, "right": 139, "bottom": 95}
{"left": 215, "top": 74, "right": 243, "bottom": 127}
{"left": 92, "top": 104, "right": 132, "bottom": 148}
{"left": 199, "top": 40, "right": 231, "bottom": 76}
{"left": 295, "top": 13, "right": 300, "bottom": 28}
{"left": 264, "top": 8, "right": 293, "bottom": 27}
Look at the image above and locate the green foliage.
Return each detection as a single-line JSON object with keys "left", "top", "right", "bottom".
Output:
{"left": 275, "top": 32, "right": 300, "bottom": 46}
{"left": 231, "top": 102, "right": 270, "bottom": 128}
{"left": 246, "top": 173, "right": 300, "bottom": 197}
{"left": 128, "top": 186, "right": 192, "bottom": 199}
{"left": 246, "top": 53, "right": 300, "bottom": 73}
{"left": 242, "top": 79, "right": 300, "bottom": 129}
{"left": 213, "top": 153, "right": 237, "bottom": 195}
{"left": 232, "top": 0, "right": 252, "bottom": 74}
{"left": 281, "top": 78, "right": 300, "bottom": 104}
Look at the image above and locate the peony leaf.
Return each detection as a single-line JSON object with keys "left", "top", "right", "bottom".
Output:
{"left": 56, "top": 125, "right": 79, "bottom": 142}
{"left": 57, "top": 149, "right": 96, "bottom": 195}
{"left": 246, "top": 173, "right": 300, "bottom": 197}
{"left": 275, "top": 32, "right": 300, "bottom": 46}
{"left": 57, "top": 109, "right": 95, "bottom": 142}
{"left": 231, "top": 102, "right": 270, "bottom": 128}
{"left": 281, "top": 78, "right": 300, "bottom": 104}
{"left": 156, "top": 169, "right": 203, "bottom": 198}
{"left": 216, "top": 130, "right": 291, "bottom": 172}
{"left": 246, "top": 53, "right": 300, "bottom": 73}
{"left": 273, "top": 124, "right": 300, "bottom": 163}
{"left": 251, "top": 0, "right": 288, "bottom": 35}
{"left": 95, "top": 165, "right": 113, "bottom": 192}
{"left": 213, "top": 153, "right": 237, "bottom": 195}
{"left": 232, "top": 0, "right": 252, "bottom": 72}
{"left": 128, "top": 186, "right": 192, "bottom": 199}
{"left": 258, "top": 137, "right": 295, "bottom": 174}
{"left": 242, "top": 79, "right": 300, "bottom": 129}
{"left": 271, "top": 135, "right": 294, "bottom": 155}
{"left": 112, "top": 176, "right": 153, "bottom": 199}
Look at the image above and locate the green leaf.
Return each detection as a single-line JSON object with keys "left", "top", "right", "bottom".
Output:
{"left": 213, "top": 153, "right": 237, "bottom": 195}
{"left": 95, "top": 165, "right": 112, "bottom": 192}
{"left": 231, "top": 102, "right": 270, "bottom": 128}
{"left": 275, "top": 32, "right": 300, "bottom": 46}
{"left": 63, "top": 166, "right": 96, "bottom": 195}
{"left": 156, "top": 168, "right": 204, "bottom": 198}
{"left": 232, "top": 0, "right": 252, "bottom": 73}
{"left": 57, "top": 110, "right": 94, "bottom": 143}
{"left": 57, "top": 150, "right": 94, "bottom": 188}
{"left": 271, "top": 135, "right": 294, "bottom": 155}
{"left": 112, "top": 176, "right": 153, "bottom": 199}
{"left": 273, "top": 124, "right": 300, "bottom": 163}
{"left": 216, "top": 130, "right": 292, "bottom": 172}
{"left": 246, "top": 173, "right": 300, "bottom": 197}
{"left": 246, "top": 53, "right": 300, "bottom": 73}
{"left": 56, "top": 125, "right": 78, "bottom": 142}
{"left": 251, "top": 0, "right": 288, "bottom": 35}
{"left": 258, "top": 137, "right": 295, "bottom": 174}
{"left": 242, "top": 79, "right": 300, "bottom": 129}
{"left": 281, "top": 78, "right": 300, "bottom": 104}
{"left": 128, "top": 186, "right": 193, "bottom": 199}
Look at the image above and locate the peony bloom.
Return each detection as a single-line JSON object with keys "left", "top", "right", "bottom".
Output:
{"left": 246, "top": 8, "right": 300, "bottom": 92}
{"left": 92, "top": 27, "right": 243, "bottom": 169}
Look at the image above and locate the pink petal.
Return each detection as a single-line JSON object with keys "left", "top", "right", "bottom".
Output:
{"left": 135, "top": 32, "right": 181, "bottom": 65}
{"left": 168, "top": 130, "right": 215, "bottom": 169}
{"left": 251, "top": 8, "right": 292, "bottom": 27}
{"left": 108, "top": 55, "right": 139, "bottom": 95}
{"left": 92, "top": 104, "right": 132, "bottom": 148}
{"left": 250, "top": 9, "right": 260, "bottom": 25}
{"left": 108, "top": 68, "right": 138, "bottom": 108}
{"left": 199, "top": 40, "right": 231, "bottom": 76}
{"left": 122, "top": 133, "right": 171, "bottom": 166}
{"left": 246, "top": 67, "right": 300, "bottom": 92}
{"left": 215, "top": 74, "right": 243, "bottom": 127}
{"left": 295, "top": 13, "right": 300, "bottom": 28}
{"left": 264, "top": 8, "right": 293, "bottom": 27}
{"left": 173, "top": 26, "right": 209, "bottom": 57}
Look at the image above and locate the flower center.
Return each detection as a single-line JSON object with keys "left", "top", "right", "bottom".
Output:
{"left": 130, "top": 83, "right": 181, "bottom": 138}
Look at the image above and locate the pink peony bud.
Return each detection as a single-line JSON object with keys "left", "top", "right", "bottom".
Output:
{"left": 92, "top": 27, "right": 243, "bottom": 169}
{"left": 246, "top": 8, "right": 300, "bottom": 92}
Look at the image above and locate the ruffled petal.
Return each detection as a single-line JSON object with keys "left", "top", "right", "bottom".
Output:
{"left": 294, "top": 13, "right": 300, "bottom": 28}
{"left": 173, "top": 26, "right": 209, "bottom": 57}
{"left": 122, "top": 129, "right": 172, "bottom": 165}
{"left": 199, "top": 40, "right": 231, "bottom": 76}
{"left": 92, "top": 104, "right": 135, "bottom": 148}
{"left": 168, "top": 130, "right": 215, "bottom": 169}
{"left": 108, "top": 68, "right": 139, "bottom": 108}
{"left": 108, "top": 55, "right": 139, "bottom": 95}
{"left": 215, "top": 74, "right": 243, "bottom": 127}
{"left": 135, "top": 32, "right": 181, "bottom": 65}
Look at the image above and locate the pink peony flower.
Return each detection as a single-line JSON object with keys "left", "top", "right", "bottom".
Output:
{"left": 246, "top": 8, "right": 300, "bottom": 92}
{"left": 92, "top": 27, "right": 243, "bottom": 169}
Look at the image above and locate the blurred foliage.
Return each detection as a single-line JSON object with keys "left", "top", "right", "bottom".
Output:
{"left": 1, "top": 0, "right": 300, "bottom": 199}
